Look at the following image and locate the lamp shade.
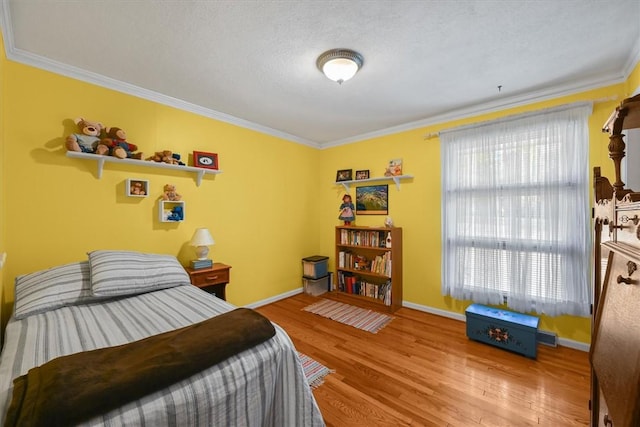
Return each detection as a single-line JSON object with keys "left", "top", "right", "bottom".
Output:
{"left": 316, "top": 49, "right": 364, "bottom": 84}
{"left": 190, "top": 228, "right": 215, "bottom": 260}
{"left": 190, "top": 228, "right": 215, "bottom": 246}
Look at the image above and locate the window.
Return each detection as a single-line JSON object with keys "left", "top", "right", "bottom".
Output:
{"left": 440, "top": 103, "right": 592, "bottom": 317}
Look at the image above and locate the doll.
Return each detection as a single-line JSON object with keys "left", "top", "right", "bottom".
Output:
{"left": 338, "top": 194, "right": 355, "bottom": 225}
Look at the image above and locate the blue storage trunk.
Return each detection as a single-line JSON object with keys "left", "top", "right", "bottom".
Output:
{"left": 465, "top": 303, "right": 539, "bottom": 359}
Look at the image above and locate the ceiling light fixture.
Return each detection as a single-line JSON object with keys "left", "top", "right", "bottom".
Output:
{"left": 316, "top": 48, "right": 364, "bottom": 84}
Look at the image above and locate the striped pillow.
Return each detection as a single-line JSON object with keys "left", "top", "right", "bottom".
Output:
{"left": 14, "top": 261, "right": 96, "bottom": 319}
{"left": 88, "top": 250, "right": 190, "bottom": 297}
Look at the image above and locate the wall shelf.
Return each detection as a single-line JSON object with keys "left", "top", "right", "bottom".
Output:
{"left": 66, "top": 151, "right": 222, "bottom": 186}
{"left": 159, "top": 200, "right": 185, "bottom": 222}
{"left": 335, "top": 174, "right": 413, "bottom": 191}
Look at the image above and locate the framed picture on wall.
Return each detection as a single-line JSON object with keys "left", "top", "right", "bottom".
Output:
{"left": 336, "top": 169, "right": 353, "bottom": 182}
{"left": 384, "top": 158, "right": 403, "bottom": 176}
{"left": 193, "top": 151, "right": 219, "bottom": 170}
{"left": 356, "top": 185, "right": 388, "bottom": 215}
{"left": 355, "top": 170, "right": 370, "bottom": 180}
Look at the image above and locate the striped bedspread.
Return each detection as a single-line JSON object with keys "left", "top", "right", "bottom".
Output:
{"left": 0, "top": 285, "right": 324, "bottom": 426}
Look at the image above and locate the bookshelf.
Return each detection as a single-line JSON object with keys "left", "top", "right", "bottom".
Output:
{"left": 332, "top": 225, "right": 403, "bottom": 313}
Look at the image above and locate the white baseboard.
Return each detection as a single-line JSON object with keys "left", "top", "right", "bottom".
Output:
{"left": 243, "top": 287, "right": 303, "bottom": 309}
{"left": 402, "top": 301, "right": 467, "bottom": 321}
{"left": 402, "top": 300, "right": 591, "bottom": 352}
{"left": 556, "top": 337, "right": 590, "bottom": 352}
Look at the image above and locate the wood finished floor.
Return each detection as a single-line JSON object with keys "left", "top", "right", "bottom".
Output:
{"left": 256, "top": 293, "right": 591, "bottom": 427}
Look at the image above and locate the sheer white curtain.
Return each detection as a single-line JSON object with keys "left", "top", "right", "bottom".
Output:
{"left": 440, "top": 103, "right": 592, "bottom": 317}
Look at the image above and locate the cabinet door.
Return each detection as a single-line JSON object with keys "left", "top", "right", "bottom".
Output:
{"left": 591, "top": 247, "right": 640, "bottom": 426}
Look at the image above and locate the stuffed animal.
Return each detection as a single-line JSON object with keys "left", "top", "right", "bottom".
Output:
{"left": 147, "top": 150, "right": 182, "bottom": 165}
{"left": 162, "top": 184, "right": 182, "bottom": 201}
{"left": 172, "top": 153, "right": 185, "bottom": 166}
{"left": 66, "top": 118, "right": 103, "bottom": 153}
{"left": 97, "top": 127, "right": 143, "bottom": 159}
{"left": 146, "top": 152, "right": 162, "bottom": 162}
{"left": 167, "top": 206, "right": 184, "bottom": 221}
{"left": 129, "top": 181, "right": 146, "bottom": 196}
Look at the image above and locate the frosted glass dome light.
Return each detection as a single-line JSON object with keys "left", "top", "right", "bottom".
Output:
{"left": 317, "top": 49, "right": 364, "bottom": 84}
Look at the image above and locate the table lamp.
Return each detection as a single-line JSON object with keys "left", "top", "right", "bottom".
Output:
{"left": 190, "top": 228, "right": 215, "bottom": 261}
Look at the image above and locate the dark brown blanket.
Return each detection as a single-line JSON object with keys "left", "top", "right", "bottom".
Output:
{"left": 4, "top": 308, "right": 276, "bottom": 427}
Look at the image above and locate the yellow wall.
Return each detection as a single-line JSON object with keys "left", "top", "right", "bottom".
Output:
{"left": 1, "top": 31, "right": 639, "bottom": 345}
{"left": 317, "top": 84, "right": 629, "bottom": 345}
{"left": 0, "top": 55, "right": 322, "bottom": 322}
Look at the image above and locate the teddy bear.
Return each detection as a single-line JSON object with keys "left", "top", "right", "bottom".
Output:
{"left": 129, "top": 181, "right": 146, "bottom": 196}
{"left": 146, "top": 150, "right": 182, "bottom": 165}
{"left": 66, "top": 118, "right": 103, "bottom": 153}
{"left": 97, "top": 127, "right": 143, "bottom": 159}
{"left": 162, "top": 184, "right": 182, "bottom": 201}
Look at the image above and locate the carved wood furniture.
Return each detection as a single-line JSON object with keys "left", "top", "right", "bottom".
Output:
{"left": 591, "top": 93, "right": 640, "bottom": 427}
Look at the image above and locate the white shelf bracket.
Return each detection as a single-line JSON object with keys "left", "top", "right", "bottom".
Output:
{"left": 340, "top": 182, "right": 351, "bottom": 192}
{"left": 196, "top": 170, "right": 205, "bottom": 187}
{"left": 97, "top": 158, "right": 105, "bottom": 179}
{"left": 392, "top": 177, "right": 401, "bottom": 190}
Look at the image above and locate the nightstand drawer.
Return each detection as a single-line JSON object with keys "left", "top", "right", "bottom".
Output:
{"left": 191, "top": 269, "right": 229, "bottom": 287}
{"left": 186, "top": 263, "right": 232, "bottom": 301}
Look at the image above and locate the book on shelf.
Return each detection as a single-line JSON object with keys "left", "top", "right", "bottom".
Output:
{"left": 190, "top": 259, "right": 213, "bottom": 270}
{"left": 335, "top": 271, "right": 392, "bottom": 306}
{"left": 338, "top": 251, "right": 391, "bottom": 276}
{"left": 339, "top": 229, "right": 389, "bottom": 247}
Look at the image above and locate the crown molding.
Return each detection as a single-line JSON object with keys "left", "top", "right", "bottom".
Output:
{"left": 6, "top": 47, "right": 321, "bottom": 148}
{"left": 1, "top": 0, "right": 637, "bottom": 151}
{"left": 0, "top": 0, "right": 321, "bottom": 150}
{"left": 2, "top": 42, "right": 632, "bottom": 151}
{"left": 622, "top": 36, "right": 640, "bottom": 82}
{"left": 321, "top": 71, "right": 629, "bottom": 148}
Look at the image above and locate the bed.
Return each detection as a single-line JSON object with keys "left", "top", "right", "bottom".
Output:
{"left": 0, "top": 250, "right": 324, "bottom": 426}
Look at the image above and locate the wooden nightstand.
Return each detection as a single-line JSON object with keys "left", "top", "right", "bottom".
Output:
{"left": 186, "top": 263, "right": 232, "bottom": 300}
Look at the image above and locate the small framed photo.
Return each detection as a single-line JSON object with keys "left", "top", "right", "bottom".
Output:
{"left": 385, "top": 158, "right": 403, "bottom": 176}
{"left": 355, "top": 170, "right": 370, "bottom": 180}
{"left": 336, "top": 169, "right": 353, "bottom": 182}
{"left": 193, "top": 151, "right": 219, "bottom": 170}
{"left": 126, "top": 179, "right": 149, "bottom": 197}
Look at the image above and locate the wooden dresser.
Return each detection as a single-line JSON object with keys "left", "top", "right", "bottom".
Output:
{"left": 591, "top": 94, "right": 640, "bottom": 427}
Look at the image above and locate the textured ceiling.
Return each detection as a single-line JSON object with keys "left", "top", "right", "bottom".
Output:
{"left": 1, "top": 0, "right": 639, "bottom": 147}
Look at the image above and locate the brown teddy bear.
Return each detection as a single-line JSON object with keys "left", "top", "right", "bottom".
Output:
{"left": 147, "top": 150, "right": 181, "bottom": 165}
{"left": 130, "top": 181, "right": 146, "bottom": 195}
{"left": 66, "top": 118, "right": 103, "bottom": 153}
{"left": 96, "top": 127, "right": 143, "bottom": 159}
{"left": 162, "top": 184, "right": 182, "bottom": 201}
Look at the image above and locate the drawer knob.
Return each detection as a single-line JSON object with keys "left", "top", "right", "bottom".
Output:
{"left": 206, "top": 275, "right": 219, "bottom": 281}
{"left": 617, "top": 274, "right": 634, "bottom": 285}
